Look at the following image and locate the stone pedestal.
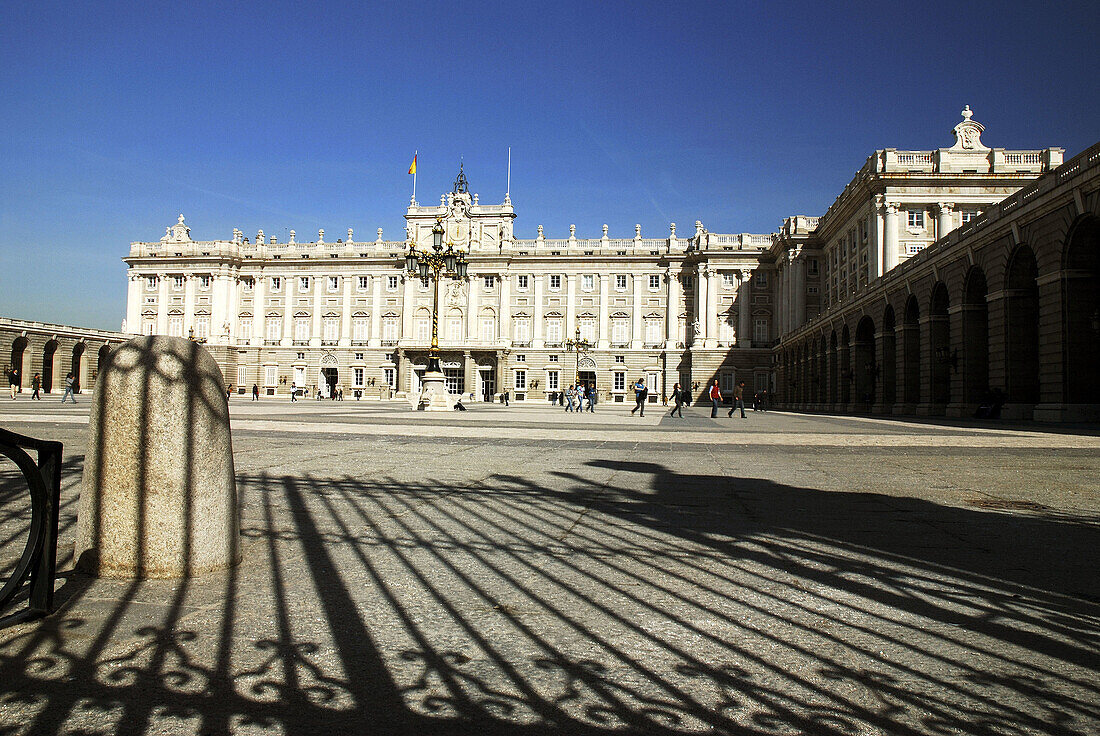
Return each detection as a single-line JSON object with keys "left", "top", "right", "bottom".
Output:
{"left": 75, "top": 336, "right": 239, "bottom": 578}
{"left": 417, "top": 370, "right": 454, "bottom": 411}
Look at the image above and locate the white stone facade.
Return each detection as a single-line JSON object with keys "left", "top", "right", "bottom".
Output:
{"left": 122, "top": 109, "right": 1061, "bottom": 403}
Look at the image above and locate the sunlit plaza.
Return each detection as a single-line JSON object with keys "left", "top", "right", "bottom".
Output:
{"left": 2, "top": 399, "right": 1098, "bottom": 734}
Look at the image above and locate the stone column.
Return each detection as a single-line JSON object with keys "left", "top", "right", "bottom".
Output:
{"left": 310, "top": 274, "right": 322, "bottom": 345}
{"left": 499, "top": 271, "right": 511, "bottom": 343}
{"left": 401, "top": 274, "right": 415, "bottom": 342}
{"left": 665, "top": 267, "right": 679, "bottom": 349}
{"left": 738, "top": 270, "right": 752, "bottom": 347}
{"left": 936, "top": 202, "right": 955, "bottom": 242}
{"left": 183, "top": 275, "right": 195, "bottom": 337}
{"left": 533, "top": 272, "right": 545, "bottom": 348}
{"left": 463, "top": 350, "right": 474, "bottom": 399}
{"left": 598, "top": 273, "right": 610, "bottom": 349}
{"left": 370, "top": 275, "right": 382, "bottom": 348}
{"left": 705, "top": 268, "right": 720, "bottom": 348}
{"left": 253, "top": 273, "right": 266, "bottom": 346}
{"left": 211, "top": 272, "right": 230, "bottom": 345}
{"left": 157, "top": 274, "right": 169, "bottom": 335}
{"left": 340, "top": 275, "right": 353, "bottom": 346}
{"left": 126, "top": 275, "right": 141, "bottom": 333}
{"left": 566, "top": 273, "right": 577, "bottom": 338}
{"left": 282, "top": 274, "right": 296, "bottom": 346}
{"left": 871, "top": 198, "right": 884, "bottom": 280}
{"left": 466, "top": 275, "right": 479, "bottom": 341}
{"left": 883, "top": 202, "right": 901, "bottom": 272}
{"left": 631, "top": 273, "right": 644, "bottom": 349}
{"left": 794, "top": 257, "right": 806, "bottom": 330}
{"left": 694, "top": 263, "right": 707, "bottom": 345}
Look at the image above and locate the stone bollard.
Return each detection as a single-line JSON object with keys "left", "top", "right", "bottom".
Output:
{"left": 75, "top": 336, "right": 239, "bottom": 578}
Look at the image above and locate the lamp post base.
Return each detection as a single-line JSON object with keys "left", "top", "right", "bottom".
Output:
{"left": 415, "top": 370, "right": 455, "bottom": 411}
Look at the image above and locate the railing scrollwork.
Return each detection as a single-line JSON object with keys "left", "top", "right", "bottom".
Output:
{"left": 0, "top": 427, "right": 63, "bottom": 626}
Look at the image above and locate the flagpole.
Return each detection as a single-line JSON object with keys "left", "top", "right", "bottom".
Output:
{"left": 506, "top": 146, "right": 511, "bottom": 203}
{"left": 412, "top": 149, "right": 417, "bottom": 204}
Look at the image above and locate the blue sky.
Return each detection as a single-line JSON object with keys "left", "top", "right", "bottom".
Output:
{"left": 1, "top": 0, "right": 1096, "bottom": 330}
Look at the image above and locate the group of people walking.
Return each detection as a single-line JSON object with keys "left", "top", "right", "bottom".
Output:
{"left": 564, "top": 383, "right": 596, "bottom": 412}
{"left": 5, "top": 366, "right": 77, "bottom": 402}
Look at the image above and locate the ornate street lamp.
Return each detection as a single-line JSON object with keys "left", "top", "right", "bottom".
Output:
{"left": 565, "top": 327, "right": 593, "bottom": 386}
{"left": 400, "top": 217, "right": 468, "bottom": 407}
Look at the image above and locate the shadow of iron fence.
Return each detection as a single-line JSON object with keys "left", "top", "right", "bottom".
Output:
{"left": 0, "top": 427, "right": 62, "bottom": 627}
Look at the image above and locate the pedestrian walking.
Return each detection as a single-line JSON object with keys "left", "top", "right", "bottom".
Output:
{"left": 226, "top": 385, "right": 233, "bottom": 400}
{"left": 728, "top": 381, "right": 747, "bottom": 418}
{"left": 587, "top": 384, "right": 596, "bottom": 412}
{"left": 709, "top": 379, "right": 722, "bottom": 418}
{"left": 630, "top": 378, "right": 648, "bottom": 416}
{"left": 252, "top": 384, "right": 259, "bottom": 401}
{"left": 565, "top": 384, "right": 575, "bottom": 412}
{"left": 290, "top": 382, "right": 298, "bottom": 402}
{"left": 6, "top": 366, "right": 18, "bottom": 400}
{"left": 503, "top": 389, "right": 510, "bottom": 406}
{"left": 31, "top": 373, "right": 42, "bottom": 400}
{"left": 669, "top": 382, "right": 684, "bottom": 417}
{"left": 61, "top": 372, "right": 77, "bottom": 404}
{"left": 760, "top": 389, "right": 769, "bottom": 412}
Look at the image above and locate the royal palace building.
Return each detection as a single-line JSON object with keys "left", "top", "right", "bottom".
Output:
{"left": 109, "top": 108, "right": 1096, "bottom": 414}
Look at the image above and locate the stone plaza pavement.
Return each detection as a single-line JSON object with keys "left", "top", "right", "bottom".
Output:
{"left": 1, "top": 398, "right": 1098, "bottom": 735}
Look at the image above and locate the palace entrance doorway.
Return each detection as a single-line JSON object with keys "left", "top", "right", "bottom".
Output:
{"left": 478, "top": 367, "right": 496, "bottom": 402}
{"left": 321, "top": 367, "right": 338, "bottom": 397}
{"left": 577, "top": 370, "right": 597, "bottom": 396}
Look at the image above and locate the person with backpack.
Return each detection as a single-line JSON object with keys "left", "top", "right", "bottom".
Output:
{"left": 630, "top": 378, "right": 648, "bottom": 417}
{"left": 669, "top": 382, "right": 684, "bottom": 418}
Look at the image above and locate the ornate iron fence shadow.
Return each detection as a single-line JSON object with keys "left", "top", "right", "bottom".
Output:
{"left": 0, "top": 427, "right": 62, "bottom": 627}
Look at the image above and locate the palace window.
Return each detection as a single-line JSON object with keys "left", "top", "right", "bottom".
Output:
{"left": 615, "top": 355, "right": 625, "bottom": 363}
{"left": 264, "top": 366, "right": 278, "bottom": 386}
{"left": 645, "top": 317, "right": 662, "bottom": 344}
{"left": 579, "top": 317, "right": 597, "bottom": 342}
{"left": 648, "top": 274, "right": 661, "bottom": 290}
{"left": 480, "top": 315, "right": 496, "bottom": 342}
{"left": 299, "top": 276, "right": 310, "bottom": 292}
{"left": 581, "top": 274, "right": 594, "bottom": 292}
{"left": 808, "top": 258, "right": 819, "bottom": 275}
{"left": 352, "top": 317, "right": 368, "bottom": 341}
{"left": 483, "top": 275, "right": 495, "bottom": 289}
{"left": 266, "top": 320, "right": 281, "bottom": 341}
{"left": 961, "top": 209, "right": 979, "bottom": 223}
{"left": 297, "top": 353, "right": 305, "bottom": 360}
{"left": 549, "top": 354, "right": 559, "bottom": 362}
{"left": 355, "top": 353, "right": 364, "bottom": 360}
{"left": 514, "top": 370, "right": 527, "bottom": 391}
{"left": 615, "top": 274, "right": 627, "bottom": 291}
{"left": 386, "top": 275, "right": 399, "bottom": 291}
{"left": 416, "top": 314, "right": 430, "bottom": 342}
{"left": 146, "top": 276, "right": 158, "bottom": 289}
{"left": 613, "top": 372, "right": 626, "bottom": 391}
{"left": 323, "top": 318, "right": 339, "bottom": 342}
{"left": 353, "top": 368, "right": 364, "bottom": 387}
{"left": 611, "top": 317, "right": 629, "bottom": 345}
{"left": 514, "top": 317, "right": 531, "bottom": 343}
{"left": 683, "top": 275, "right": 693, "bottom": 289}
{"left": 237, "top": 366, "right": 247, "bottom": 386}
{"left": 517, "top": 274, "right": 529, "bottom": 290}
{"left": 549, "top": 274, "right": 561, "bottom": 291}
{"left": 143, "top": 317, "right": 155, "bottom": 335}
{"left": 199, "top": 275, "right": 211, "bottom": 289}
{"left": 546, "top": 318, "right": 562, "bottom": 344}
{"left": 447, "top": 313, "right": 463, "bottom": 341}
{"left": 722, "top": 273, "right": 736, "bottom": 288}
{"left": 753, "top": 318, "right": 769, "bottom": 343}
{"left": 239, "top": 318, "right": 252, "bottom": 341}
{"left": 357, "top": 275, "right": 369, "bottom": 290}
{"left": 328, "top": 276, "right": 340, "bottom": 292}
{"left": 383, "top": 367, "right": 395, "bottom": 388}
{"left": 382, "top": 316, "right": 398, "bottom": 342}
{"left": 294, "top": 318, "right": 310, "bottom": 341}
{"left": 754, "top": 272, "right": 767, "bottom": 288}
{"left": 168, "top": 315, "right": 183, "bottom": 336}
{"left": 547, "top": 371, "right": 559, "bottom": 390}
{"left": 271, "top": 277, "right": 282, "bottom": 291}
{"left": 172, "top": 276, "right": 185, "bottom": 290}
{"left": 908, "top": 210, "right": 924, "bottom": 228}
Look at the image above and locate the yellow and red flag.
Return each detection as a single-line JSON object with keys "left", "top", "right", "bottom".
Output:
{"left": 408, "top": 154, "right": 417, "bottom": 175}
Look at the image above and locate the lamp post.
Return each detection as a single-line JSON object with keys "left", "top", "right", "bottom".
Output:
{"left": 400, "top": 218, "right": 468, "bottom": 409}
{"left": 565, "top": 327, "right": 593, "bottom": 386}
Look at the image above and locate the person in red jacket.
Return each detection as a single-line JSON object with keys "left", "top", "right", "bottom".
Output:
{"left": 709, "top": 379, "right": 722, "bottom": 418}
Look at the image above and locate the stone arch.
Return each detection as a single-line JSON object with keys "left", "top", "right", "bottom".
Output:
{"left": 929, "top": 282, "right": 951, "bottom": 407}
{"left": 839, "top": 323, "right": 851, "bottom": 405}
{"left": 903, "top": 295, "right": 921, "bottom": 405}
{"left": 1005, "top": 244, "right": 1039, "bottom": 404}
{"left": 42, "top": 338, "right": 60, "bottom": 393}
{"left": 854, "top": 316, "right": 876, "bottom": 407}
{"left": 71, "top": 341, "right": 86, "bottom": 393}
{"left": 828, "top": 330, "right": 838, "bottom": 405}
{"left": 962, "top": 266, "right": 989, "bottom": 407}
{"left": 881, "top": 305, "right": 896, "bottom": 409}
{"left": 97, "top": 344, "right": 112, "bottom": 383}
{"left": 9, "top": 335, "right": 28, "bottom": 391}
{"left": 1062, "top": 215, "right": 1100, "bottom": 404}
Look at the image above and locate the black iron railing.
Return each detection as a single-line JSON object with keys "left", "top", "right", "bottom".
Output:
{"left": 0, "top": 428, "right": 62, "bottom": 626}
